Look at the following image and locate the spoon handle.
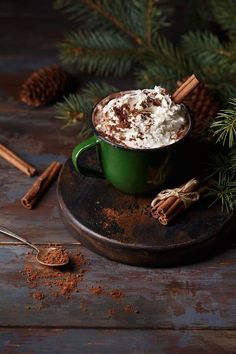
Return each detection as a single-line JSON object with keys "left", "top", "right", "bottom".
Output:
{"left": 0, "top": 226, "right": 39, "bottom": 252}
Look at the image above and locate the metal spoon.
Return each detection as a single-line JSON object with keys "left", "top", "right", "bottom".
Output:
{"left": 0, "top": 226, "right": 69, "bottom": 267}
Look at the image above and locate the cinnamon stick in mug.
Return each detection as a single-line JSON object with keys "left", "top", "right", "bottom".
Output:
{"left": 0, "top": 144, "right": 37, "bottom": 176}
{"left": 21, "top": 161, "right": 62, "bottom": 209}
{"left": 172, "top": 74, "right": 199, "bottom": 103}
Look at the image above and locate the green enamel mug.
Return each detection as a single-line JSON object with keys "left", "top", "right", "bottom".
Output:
{"left": 72, "top": 91, "right": 191, "bottom": 194}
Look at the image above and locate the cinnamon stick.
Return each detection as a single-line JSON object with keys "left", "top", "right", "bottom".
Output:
{"left": 165, "top": 180, "right": 199, "bottom": 218}
{"left": 172, "top": 74, "right": 199, "bottom": 103}
{"left": 21, "top": 161, "right": 62, "bottom": 209}
{"left": 0, "top": 144, "right": 37, "bottom": 176}
{"left": 151, "top": 196, "right": 177, "bottom": 218}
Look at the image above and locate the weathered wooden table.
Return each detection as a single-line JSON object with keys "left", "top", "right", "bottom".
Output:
{"left": 0, "top": 1, "right": 236, "bottom": 353}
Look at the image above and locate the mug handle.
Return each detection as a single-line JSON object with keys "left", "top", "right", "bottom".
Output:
{"left": 72, "top": 136, "right": 104, "bottom": 178}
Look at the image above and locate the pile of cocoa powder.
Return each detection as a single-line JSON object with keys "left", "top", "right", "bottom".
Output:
{"left": 39, "top": 245, "right": 69, "bottom": 265}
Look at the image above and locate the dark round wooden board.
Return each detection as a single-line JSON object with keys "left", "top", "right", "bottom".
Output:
{"left": 57, "top": 157, "right": 234, "bottom": 267}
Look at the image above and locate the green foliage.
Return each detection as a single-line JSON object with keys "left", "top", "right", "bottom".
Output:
{"left": 136, "top": 36, "right": 190, "bottom": 90}
{"left": 55, "top": 0, "right": 236, "bottom": 98}
{"left": 54, "top": 0, "right": 137, "bottom": 33}
{"left": 81, "top": 81, "right": 118, "bottom": 101}
{"left": 131, "top": 0, "right": 172, "bottom": 43}
{"left": 208, "top": 99, "right": 236, "bottom": 212}
{"left": 54, "top": 0, "right": 171, "bottom": 41}
{"left": 182, "top": 31, "right": 236, "bottom": 100}
{"left": 211, "top": 98, "right": 236, "bottom": 148}
{"left": 207, "top": 173, "right": 236, "bottom": 213}
{"left": 55, "top": 0, "right": 172, "bottom": 77}
{"left": 230, "top": 145, "right": 236, "bottom": 175}
{"left": 182, "top": 31, "right": 222, "bottom": 66}
{"left": 210, "top": 0, "right": 236, "bottom": 37}
{"left": 55, "top": 81, "right": 117, "bottom": 137}
{"left": 59, "top": 30, "right": 139, "bottom": 76}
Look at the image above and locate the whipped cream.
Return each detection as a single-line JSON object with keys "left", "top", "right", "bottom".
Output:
{"left": 94, "top": 86, "right": 188, "bottom": 149}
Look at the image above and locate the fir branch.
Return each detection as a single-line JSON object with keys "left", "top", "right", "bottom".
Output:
{"left": 155, "top": 36, "right": 190, "bottom": 71}
{"left": 59, "top": 30, "right": 141, "bottom": 76}
{"left": 136, "top": 62, "right": 181, "bottom": 90}
{"left": 55, "top": 81, "right": 117, "bottom": 137}
{"left": 131, "top": 0, "right": 171, "bottom": 45}
{"left": 211, "top": 0, "right": 236, "bottom": 37}
{"left": 208, "top": 98, "right": 236, "bottom": 212}
{"left": 182, "top": 31, "right": 236, "bottom": 77}
{"left": 54, "top": 0, "right": 144, "bottom": 45}
{"left": 80, "top": 0, "right": 143, "bottom": 45}
{"left": 182, "top": 31, "right": 223, "bottom": 65}
{"left": 207, "top": 150, "right": 232, "bottom": 178}
{"left": 81, "top": 81, "right": 117, "bottom": 102}
{"left": 56, "top": 0, "right": 173, "bottom": 77}
{"left": 207, "top": 173, "right": 236, "bottom": 213}
{"left": 211, "top": 98, "right": 236, "bottom": 148}
{"left": 55, "top": 93, "right": 90, "bottom": 127}
{"left": 146, "top": 0, "right": 154, "bottom": 45}
{"left": 229, "top": 145, "right": 236, "bottom": 175}
{"left": 136, "top": 36, "right": 190, "bottom": 89}
{"left": 182, "top": 31, "right": 236, "bottom": 98}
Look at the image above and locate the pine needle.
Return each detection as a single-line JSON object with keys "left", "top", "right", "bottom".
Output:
{"left": 211, "top": 98, "right": 236, "bottom": 148}
{"left": 55, "top": 81, "right": 117, "bottom": 137}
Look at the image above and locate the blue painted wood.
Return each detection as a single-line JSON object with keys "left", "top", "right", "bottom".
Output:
{"left": 1, "top": 329, "right": 236, "bottom": 354}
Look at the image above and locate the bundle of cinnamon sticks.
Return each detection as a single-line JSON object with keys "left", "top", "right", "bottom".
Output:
{"left": 151, "top": 178, "right": 206, "bottom": 225}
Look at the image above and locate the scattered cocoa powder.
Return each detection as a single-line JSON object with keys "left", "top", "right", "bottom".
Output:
{"left": 80, "top": 299, "right": 89, "bottom": 312}
{"left": 39, "top": 246, "right": 69, "bottom": 265}
{"left": 22, "top": 250, "right": 87, "bottom": 307}
{"left": 89, "top": 286, "right": 104, "bottom": 295}
{"left": 36, "top": 303, "right": 44, "bottom": 310}
{"left": 195, "top": 301, "right": 209, "bottom": 313}
{"left": 32, "top": 291, "right": 45, "bottom": 301}
{"left": 110, "top": 289, "right": 124, "bottom": 299}
{"left": 123, "top": 304, "right": 135, "bottom": 314}
{"left": 23, "top": 251, "right": 138, "bottom": 316}
{"left": 101, "top": 201, "right": 150, "bottom": 238}
{"left": 107, "top": 307, "right": 116, "bottom": 318}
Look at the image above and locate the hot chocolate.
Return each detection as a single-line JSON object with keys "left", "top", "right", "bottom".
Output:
{"left": 93, "top": 86, "right": 188, "bottom": 149}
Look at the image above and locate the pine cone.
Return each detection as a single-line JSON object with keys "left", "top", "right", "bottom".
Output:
{"left": 20, "top": 65, "right": 72, "bottom": 107}
{"left": 177, "top": 79, "right": 219, "bottom": 139}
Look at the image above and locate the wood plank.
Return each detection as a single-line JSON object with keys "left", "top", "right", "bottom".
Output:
{"left": 0, "top": 244, "right": 236, "bottom": 328}
{"left": 1, "top": 329, "right": 236, "bottom": 354}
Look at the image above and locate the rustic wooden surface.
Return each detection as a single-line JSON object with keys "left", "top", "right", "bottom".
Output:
{"left": 0, "top": 1, "right": 236, "bottom": 353}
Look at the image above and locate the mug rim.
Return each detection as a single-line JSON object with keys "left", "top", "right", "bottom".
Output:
{"left": 90, "top": 90, "right": 192, "bottom": 152}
